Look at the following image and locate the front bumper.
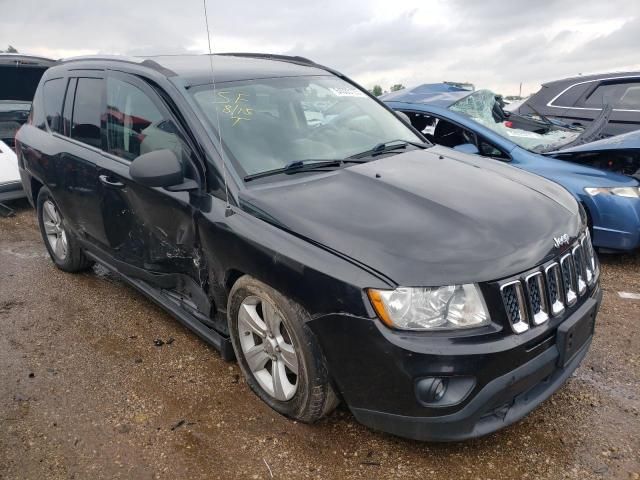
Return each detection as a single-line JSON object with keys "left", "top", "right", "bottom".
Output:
{"left": 586, "top": 194, "right": 640, "bottom": 251}
{"left": 309, "top": 286, "right": 601, "bottom": 442}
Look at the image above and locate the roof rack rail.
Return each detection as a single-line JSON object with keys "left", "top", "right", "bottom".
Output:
{"left": 216, "top": 52, "right": 317, "bottom": 67}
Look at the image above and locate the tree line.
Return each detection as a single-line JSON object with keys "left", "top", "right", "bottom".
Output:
{"left": 369, "top": 84, "right": 405, "bottom": 97}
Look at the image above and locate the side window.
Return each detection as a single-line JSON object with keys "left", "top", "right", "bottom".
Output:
{"left": 432, "top": 118, "right": 475, "bottom": 148}
{"left": 404, "top": 112, "right": 511, "bottom": 161}
{"left": 106, "top": 77, "right": 186, "bottom": 162}
{"left": 42, "top": 78, "right": 66, "bottom": 133}
{"left": 71, "top": 78, "right": 104, "bottom": 148}
{"left": 403, "top": 111, "right": 437, "bottom": 135}
{"left": 618, "top": 85, "right": 640, "bottom": 109}
{"left": 550, "top": 83, "right": 590, "bottom": 108}
{"left": 62, "top": 78, "right": 77, "bottom": 137}
{"left": 580, "top": 81, "right": 640, "bottom": 110}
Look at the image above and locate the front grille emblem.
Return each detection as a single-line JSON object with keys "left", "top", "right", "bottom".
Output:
{"left": 553, "top": 233, "right": 571, "bottom": 249}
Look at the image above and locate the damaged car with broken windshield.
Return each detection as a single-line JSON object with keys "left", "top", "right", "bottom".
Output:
{"left": 385, "top": 85, "right": 640, "bottom": 252}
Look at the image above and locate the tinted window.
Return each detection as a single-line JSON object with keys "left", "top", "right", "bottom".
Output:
{"left": 106, "top": 77, "right": 186, "bottom": 162}
{"left": 42, "top": 78, "right": 66, "bottom": 132}
{"left": 582, "top": 81, "right": 640, "bottom": 109}
{"left": 550, "top": 83, "right": 590, "bottom": 108}
{"left": 71, "top": 78, "right": 103, "bottom": 148}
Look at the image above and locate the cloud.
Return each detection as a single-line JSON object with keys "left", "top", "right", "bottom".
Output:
{"left": 0, "top": 0, "right": 638, "bottom": 95}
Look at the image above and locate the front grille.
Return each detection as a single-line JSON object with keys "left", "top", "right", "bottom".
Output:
{"left": 525, "top": 272, "right": 548, "bottom": 325}
{"left": 500, "top": 281, "right": 528, "bottom": 333}
{"left": 500, "top": 231, "right": 597, "bottom": 334}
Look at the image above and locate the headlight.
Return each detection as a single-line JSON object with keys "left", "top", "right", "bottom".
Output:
{"left": 367, "top": 284, "right": 490, "bottom": 331}
{"left": 584, "top": 186, "right": 640, "bottom": 198}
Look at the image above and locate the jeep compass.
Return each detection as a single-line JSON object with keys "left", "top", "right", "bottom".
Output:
{"left": 16, "top": 54, "right": 601, "bottom": 441}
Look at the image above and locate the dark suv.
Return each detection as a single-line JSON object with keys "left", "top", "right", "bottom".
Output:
{"left": 513, "top": 71, "right": 640, "bottom": 137}
{"left": 16, "top": 54, "right": 601, "bottom": 441}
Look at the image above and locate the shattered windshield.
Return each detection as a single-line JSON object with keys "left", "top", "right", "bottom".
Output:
{"left": 449, "top": 90, "right": 581, "bottom": 153}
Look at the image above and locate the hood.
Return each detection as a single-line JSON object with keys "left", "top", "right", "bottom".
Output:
{"left": 0, "top": 55, "right": 54, "bottom": 102}
{"left": 240, "top": 146, "right": 582, "bottom": 286}
{"left": 551, "top": 129, "right": 640, "bottom": 154}
{"left": 547, "top": 130, "right": 640, "bottom": 180}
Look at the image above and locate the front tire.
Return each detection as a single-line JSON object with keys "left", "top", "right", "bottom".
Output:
{"left": 37, "top": 187, "right": 93, "bottom": 272}
{"left": 228, "top": 275, "right": 338, "bottom": 423}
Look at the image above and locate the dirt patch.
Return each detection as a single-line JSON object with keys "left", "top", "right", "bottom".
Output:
{"left": 0, "top": 204, "right": 638, "bottom": 480}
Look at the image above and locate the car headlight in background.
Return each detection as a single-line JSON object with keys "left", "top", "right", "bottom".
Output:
{"left": 584, "top": 186, "right": 640, "bottom": 198}
{"left": 367, "top": 284, "right": 490, "bottom": 331}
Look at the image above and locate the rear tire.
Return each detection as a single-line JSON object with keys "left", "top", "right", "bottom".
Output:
{"left": 37, "top": 187, "right": 93, "bottom": 273}
{"left": 228, "top": 275, "right": 338, "bottom": 423}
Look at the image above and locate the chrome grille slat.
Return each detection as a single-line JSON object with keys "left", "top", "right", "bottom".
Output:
{"left": 572, "top": 244, "right": 587, "bottom": 296}
{"left": 500, "top": 233, "right": 598, "bottom": 334}
{"left": 560, "top": 253, "right": 577, "bottom": 306}
{"left": 545, "top": 262, "right": 565, "bottom": 316}
{"left": 525, "top": 271, "right": 549, "bottom": 325}
{"left": 500, "top": 281, "right": 529, "bottom": 334}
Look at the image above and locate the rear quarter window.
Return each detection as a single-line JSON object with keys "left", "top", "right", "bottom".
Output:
{"left": 32, "top": 78, "right": 65, "bottom": 132}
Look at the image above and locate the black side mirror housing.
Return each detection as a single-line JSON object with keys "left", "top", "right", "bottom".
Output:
{"left": 129, "top": 149, "right": 197, "bottom": 191}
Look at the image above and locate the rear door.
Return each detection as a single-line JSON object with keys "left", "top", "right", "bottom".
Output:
{"left": 53, "top": 72, "right": 112, "bottom": 247}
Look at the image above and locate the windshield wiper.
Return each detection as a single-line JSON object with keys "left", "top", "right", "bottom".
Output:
{"left": 244, "top": 159, "right": 345, "bottom": 182}
{"left": 350, "top": 139, "right": 431, "bottom": 159}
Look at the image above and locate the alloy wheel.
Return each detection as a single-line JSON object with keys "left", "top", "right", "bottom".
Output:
{"left": 42, "top": 200, "right": 68, "bottom": 261}
{"left": 237, "top": 295, "right": 299, "bottom": 401}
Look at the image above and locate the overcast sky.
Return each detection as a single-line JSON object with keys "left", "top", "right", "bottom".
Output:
{"left": 1, "top": 0, "right": 639, "bottom": 95}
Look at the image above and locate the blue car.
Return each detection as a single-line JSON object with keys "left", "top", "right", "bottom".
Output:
{"left": 384, "top": 85, "right": 640, "bottom": 252}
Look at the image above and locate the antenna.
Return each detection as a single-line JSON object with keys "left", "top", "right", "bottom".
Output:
{"left": 202, "top": 0, "right": 231, "bottom": 211}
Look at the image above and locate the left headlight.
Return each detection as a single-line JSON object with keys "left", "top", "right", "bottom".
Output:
{"left": 584, "top": 186, "right": 640, "bottom": 198}
{"left": 367, "top": 284, "right": 490, "bottom": 331}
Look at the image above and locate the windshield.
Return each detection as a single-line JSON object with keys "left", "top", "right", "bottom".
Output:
{"left": 449, "top": 90, "right": 581, "bottom": 153}
{"left": 190, "top": 75, "right": 421, "bottom": 177}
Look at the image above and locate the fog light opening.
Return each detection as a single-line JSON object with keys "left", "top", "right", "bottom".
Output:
{"left": 423, "top": 377, "right": 448, "bottom": 403}
{"left": 415, "top": 375, "right": 476, "bottom": 407}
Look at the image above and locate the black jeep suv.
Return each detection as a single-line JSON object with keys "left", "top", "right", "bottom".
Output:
{"left": 16, "top": 54, "right": 601, "bottom": 441}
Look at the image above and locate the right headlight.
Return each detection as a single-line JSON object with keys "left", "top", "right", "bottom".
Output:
{"left": 367, "top": 284, "right": 490, "bottom": 331}
{"left": 584, "top": 186, "right": 640, "bottom": 198}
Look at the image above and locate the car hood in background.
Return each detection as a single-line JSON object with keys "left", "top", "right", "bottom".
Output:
{"left": 240, "top": 146, "right": 583, "bottom": 286}
{"left": 549, "top": 129, "right": 640, "bottom": 154}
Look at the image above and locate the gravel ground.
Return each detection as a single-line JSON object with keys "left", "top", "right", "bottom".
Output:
{"left": 1, "top": 201, "right": 639, "bottom": 480}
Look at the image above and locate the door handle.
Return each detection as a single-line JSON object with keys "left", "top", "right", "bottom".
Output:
{"left": 99, "top": 175, "right": 125, "bottom": 189}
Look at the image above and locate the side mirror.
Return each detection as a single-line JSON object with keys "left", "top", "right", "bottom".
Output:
{"left": 453, "top": 143, "right": 480, "bottom": 155}
{"left": 130, "top": 149, "right": 196, "bottom": 190}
